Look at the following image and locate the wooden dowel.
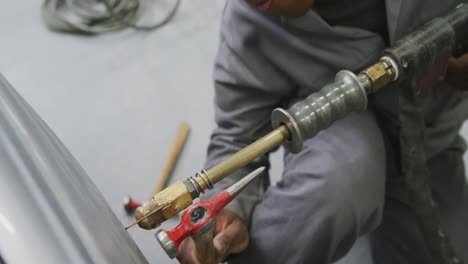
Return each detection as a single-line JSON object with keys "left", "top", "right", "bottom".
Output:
{"left": 151, "top": 122, "right": 190, "bottom": 198}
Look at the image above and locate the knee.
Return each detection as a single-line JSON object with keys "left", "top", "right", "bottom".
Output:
{"left": 282, "top": 115, "right": 387, "bottom": 232}
{"left": 326, "top": 146, "right": 385, "bottom": 208}
{"left": 243, "top": 112, "right": 387, "bottom": 262}
{"left": 320, "top": 156, "right": 385, "bottom": 234}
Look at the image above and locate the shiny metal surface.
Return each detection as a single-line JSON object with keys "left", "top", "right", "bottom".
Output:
{"left": 135, "top": 181, "right": 193, "bottom": 230}
{"left": 0, "top": 74, "right": 147, "bottom": 263}
{"left": 381, "top": 56, "right": 400, "bottom": 81}
{"left": 360, "top": 59, "right": 397, "bottom": 93}
{"left": 204, "top": 126, "right": 289, "bottom": 186}
{"left": 272, "top": 70, "right": 368, "bottom": 153}
{"left": 155, "top": 230, "right": 177, "bottom": 259}
{"left": 225, "top": 167, "right": 265, "bottom": 198}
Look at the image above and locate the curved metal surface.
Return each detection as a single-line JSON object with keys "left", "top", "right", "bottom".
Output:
{"left": 0, "top": 74, "right": 147, "bottom": 264}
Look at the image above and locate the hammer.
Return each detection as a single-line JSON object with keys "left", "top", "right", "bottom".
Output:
{"left": 155, "top": 167, "right": 265, "bottom": 263}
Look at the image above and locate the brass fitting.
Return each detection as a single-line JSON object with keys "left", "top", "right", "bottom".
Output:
{"left": 135, "top": 181, "right": 193, "bottom": 229}
{"left": 134, "top": 126, "right": 290, "bottom": 230}
{"left": 361, "top": 59, "right": 397, "bottom": 93}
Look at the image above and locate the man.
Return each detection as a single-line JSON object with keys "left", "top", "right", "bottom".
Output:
{"left": 178, "top": 0, "right": 468, "bottom": 263}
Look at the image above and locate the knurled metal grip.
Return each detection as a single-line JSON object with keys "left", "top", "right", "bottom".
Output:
{"left": 382, "top": 5, "right": 468, "bottom": 81}
{"left": 271, "top": 71, "right": 368, "bottom": 153}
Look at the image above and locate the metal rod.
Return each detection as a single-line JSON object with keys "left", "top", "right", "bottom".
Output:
{"left": 125, "top": 203, "right": 168, "bottom": 230}
{"left": 194, "top": 125, "right": 289, "bottom": 190}
{"left": 151, "top": 122, "right": 190, "bottom": 197}
{"left": 226, "top": 167, "right": 265, "bottom": 198}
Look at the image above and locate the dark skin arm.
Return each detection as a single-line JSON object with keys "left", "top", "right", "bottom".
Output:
{"left": 446, "top": 53, "right": 468, "bottom": 91}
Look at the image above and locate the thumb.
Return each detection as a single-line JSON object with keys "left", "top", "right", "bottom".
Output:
{"left": 212, "top": 221, "right": 249, "bottom": 260}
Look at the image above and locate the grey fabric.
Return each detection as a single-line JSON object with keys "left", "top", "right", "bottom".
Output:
{"left": 313, "top": 0, "right": 388, "bottom": 42}
{"left": 231, "top": 110, "right": 386, "bottom": 263}
{"left": 203, "top": 0, "right": 388, "bottom": 221}
{"left": 370, "top": 130, "right": 468, "bottom": 264}
{"left": 0, "top": 74, "right": 148, "bottom": 264}
{"left": 203, "top": 0, "right": 468, "bottom": 263}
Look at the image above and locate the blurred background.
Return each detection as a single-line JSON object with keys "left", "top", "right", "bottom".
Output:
{"left": 0, "top": 1, "right": 467, "bottom": 263}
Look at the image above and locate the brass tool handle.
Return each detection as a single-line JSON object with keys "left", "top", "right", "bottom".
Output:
{"left": 200, "top": 126, "right": 289, "bottom": 189}
{"left": 193, "top": 221, "right": 217, "bottom": 264}
{"left": 152, "top": 122, "right": 190, "bottom": 198}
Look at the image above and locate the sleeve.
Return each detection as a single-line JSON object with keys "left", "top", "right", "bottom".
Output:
{"left": 201, "top": 1, "right": 295, "bottom": 224}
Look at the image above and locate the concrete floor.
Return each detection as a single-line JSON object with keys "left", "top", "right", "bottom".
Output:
{"left": 0, "top": 1, "right": 467, "bottom": 263}
{"left": 0, "top": 1, "right": 226, "bottom": 263}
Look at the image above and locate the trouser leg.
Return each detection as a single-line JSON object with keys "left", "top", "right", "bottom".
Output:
{"left": 371, "top": 134, "right": 468, "bottom": 264}
{"left": 229, "top": 111, "right": 386, "bottom": 264}
{"left": 428, "top": 135, "right": 467, "bottom": 263}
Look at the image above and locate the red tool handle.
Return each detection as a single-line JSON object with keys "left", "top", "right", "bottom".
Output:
{"left": 166, "top": 191, "right": 232, "bottom": 248}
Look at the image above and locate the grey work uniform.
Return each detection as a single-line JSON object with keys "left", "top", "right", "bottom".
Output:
{"left": 203, "top": 0, "right": 468, "bottom": 263}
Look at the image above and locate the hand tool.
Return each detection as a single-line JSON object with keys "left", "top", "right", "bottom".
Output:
{"left": 133, "top": 4, "right": 468, "bottom": 231}
{"left": 155, "top": 167, "right": 265, "bottom": 262}
{"left": 151, "top": 122, "right": 190, "bottom": 198}
{"left": 123, "top": 196, "right": 143, "bottom": 214}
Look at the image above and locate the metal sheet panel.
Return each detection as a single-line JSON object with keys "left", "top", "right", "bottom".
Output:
{"left": 0, "top": 74, "right": 147, "bottom": 264}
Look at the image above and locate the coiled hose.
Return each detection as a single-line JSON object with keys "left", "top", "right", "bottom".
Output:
{"left": 42, "top": 0, "right": 180, "bottom": 34}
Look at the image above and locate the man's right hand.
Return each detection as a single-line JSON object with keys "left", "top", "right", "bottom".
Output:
{"left": 176, "top": 210, "right": 249, "bottom": 264}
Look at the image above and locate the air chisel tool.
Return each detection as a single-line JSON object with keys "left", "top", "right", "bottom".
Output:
{"left": 130, "top": 4, "right": 468, "bottom": 231}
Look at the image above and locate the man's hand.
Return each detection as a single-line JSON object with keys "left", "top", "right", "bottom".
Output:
{"left": 246, "top": 0, "right": 314, "bottom": 17}
{"left": 446, "top": 53, "right": 468, "bottom": 91}
{"left": 176, "top": 210, "right": 249, "bottom": 264}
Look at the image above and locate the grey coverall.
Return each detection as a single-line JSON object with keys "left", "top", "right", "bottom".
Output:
{"left": 203, "top": 0, "right": 468, "bottom": 263}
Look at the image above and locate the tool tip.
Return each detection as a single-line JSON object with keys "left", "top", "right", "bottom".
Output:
{"left": 124, "top": 222, "right": 136, "bottom": 230}
{"left": 226, "top": 167, "right": 266, "bottom": 197}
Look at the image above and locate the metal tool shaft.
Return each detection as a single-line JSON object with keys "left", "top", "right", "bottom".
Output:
{"left": 191, "top": 126, "right": 289, "bottom": 193}
{"left": 226, "top": 167, "right": 265, "bottom": 198}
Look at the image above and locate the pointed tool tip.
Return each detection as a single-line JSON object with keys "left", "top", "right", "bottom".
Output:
{"left": 246, "top": 166, "right": 266, "bottom": 179}
{"left": 226, "top": 166, "right": 266, "bottom": 197}
{"left": 124, "top": 221, "right": 137, "bottom": 230}
{"left": 256, "top": 166, "right": 266, "bottom": 173}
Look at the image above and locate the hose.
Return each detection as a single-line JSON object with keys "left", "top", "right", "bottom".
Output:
{"left": 42, "top": 0, "right": 180, "bottom": 34}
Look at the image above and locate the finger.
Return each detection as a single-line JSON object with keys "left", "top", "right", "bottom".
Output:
{"left": 213, "top": 219, "right": 249, "bottom": 258}
{"left": 214, "top": 212, "right": 236, "bottom": 234}
{"left": 177, "top": 238, "right": 200, "bottom": 264}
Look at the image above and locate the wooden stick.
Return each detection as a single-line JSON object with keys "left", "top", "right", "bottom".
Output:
{"left": 151, "top": 122, "right": 190, "bottom": 198}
